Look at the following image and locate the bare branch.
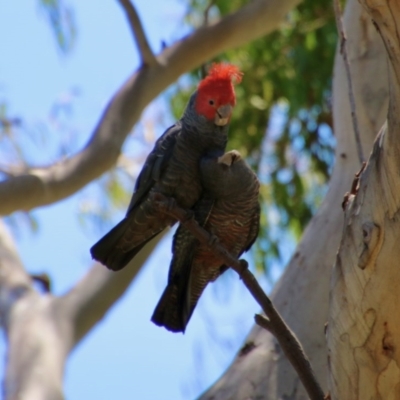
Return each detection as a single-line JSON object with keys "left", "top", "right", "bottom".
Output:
{"left": 117, "top": 0, "right": 157, "bottom": 66}
{"left": 60, "top": 231, "right": 165, "bottom": 346}
{"left": 152, "top": 193, "right": 325, "bottom": 400}
{"left": 200, "top": 0, "right": 217, "bottom": 78}
{"left": 0, "top": 221, "right": 34, "bottom": 324}
{"left": 0, "top": 163, "right": 29, "bottom": 178}
{"left": 334, "top": 0, "right": 364, "bottom": 163}
{"left": 0, "top": 0, "right": 301, "bottom": 216}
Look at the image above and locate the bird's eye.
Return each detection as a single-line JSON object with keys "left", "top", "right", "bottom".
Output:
{"left": 208, "top": 100, "right": 215, "bottom": 106}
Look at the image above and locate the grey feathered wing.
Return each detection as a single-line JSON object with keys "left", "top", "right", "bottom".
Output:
{"left": 90, "top": 123, "right": 180, "bottom": 271}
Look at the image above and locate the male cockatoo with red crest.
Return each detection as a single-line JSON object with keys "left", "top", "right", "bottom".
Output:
{"left": 91, "top": 63, "right": 243, "bottom": 271}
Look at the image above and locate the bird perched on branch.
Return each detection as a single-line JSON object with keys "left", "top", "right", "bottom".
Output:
{"left": 151, "top": 150, "right": 260, "bottom": 333}
{"left": 90, "top": 64, "right": 242, "bottom": 271}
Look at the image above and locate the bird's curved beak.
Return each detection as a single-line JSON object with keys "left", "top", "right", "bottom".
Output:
{"left": 214, "top": 104, "right": 233, "bottom": 126}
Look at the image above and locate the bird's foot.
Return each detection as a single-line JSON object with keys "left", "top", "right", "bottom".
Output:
{"left": 238, "top": 259, "right": 249, "bottom": 279}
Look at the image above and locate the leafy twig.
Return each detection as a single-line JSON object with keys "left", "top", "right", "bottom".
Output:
{"left": 333, "top": 0, "right": 364, "bottom": 163}
{"left": 152, "top": 192, "right": 325, "bottom": 400}
{"left": 117, "top": 0, "right": 157, "bottom": 66}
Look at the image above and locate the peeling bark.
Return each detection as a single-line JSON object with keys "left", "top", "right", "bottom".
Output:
{"left": 328, "top": 1, "right": 400, "bottom": 399}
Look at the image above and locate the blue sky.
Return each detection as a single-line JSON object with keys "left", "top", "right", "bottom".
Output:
{"left": 0, "top": 1, "right": 272, "bottom": 399}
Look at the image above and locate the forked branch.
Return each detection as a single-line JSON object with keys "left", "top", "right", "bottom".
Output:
{"left": 152, "top": 192, "right": 325, "bottom": 400}
{"left": 117, "top": 0, "right": 157, "bottom": 66}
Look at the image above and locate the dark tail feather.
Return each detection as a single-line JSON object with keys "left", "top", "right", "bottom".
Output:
{"left": 151, "top": 281, "right": 194, "bottom": 333}
{"left": 90, "top": 218, "right": 160, "bottom": 271}
{"left": 151, "top": 258, "right": 196, "bottom": 333}
{"left": 152, "top": 227, "right": 199, "bottom": 333}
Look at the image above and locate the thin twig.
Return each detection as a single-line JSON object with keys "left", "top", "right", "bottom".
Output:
{"left": 152, "top": 192, "right": 325, "bottom": 400}
{"left": 117, "top": 0, "right": 157, "bottom": 66}
{"left": 200, "top": 0, "right": 217, "bottom": 79}
{"left": 254, "top": 313, "right": 273, "bottom": 331}
{"left": 333, "top": 0, "right": 364, "bottom": 163}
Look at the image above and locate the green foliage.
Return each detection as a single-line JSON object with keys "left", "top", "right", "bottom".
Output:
{"left": 39, "top": 0, "right": 76, "bottom": 53}
{"left": 172, "top": 0, "right": 337, "bottom": 274}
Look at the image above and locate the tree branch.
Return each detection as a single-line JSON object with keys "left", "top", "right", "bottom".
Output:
{"left": 333, "top": 0, "right": 364, "bottom": 164}
{"left": 60, "top": 232, "right": 165, "bottom": 346}
{"left": 0, "top": 221, "right": 65, "bottom": 400}
{"left": 254, "top": 313, "right": 273, "bottom": 332}
{"left": 0, "top": 221, "right": 34, "bottom": 325}
{"left": 0, "top": 217, "right": 165, "bottom": 398}
{"left": 117, "top": 0, "right": 157, "bottom": 66}
{"left": 358, "top": 0, "right": 400, "bottom": 88}
{"left": 0, "top": 0, "right": 301, "bottom": 216}
{"left": 151, "top": 193, "right": 325, "bottom": 400}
